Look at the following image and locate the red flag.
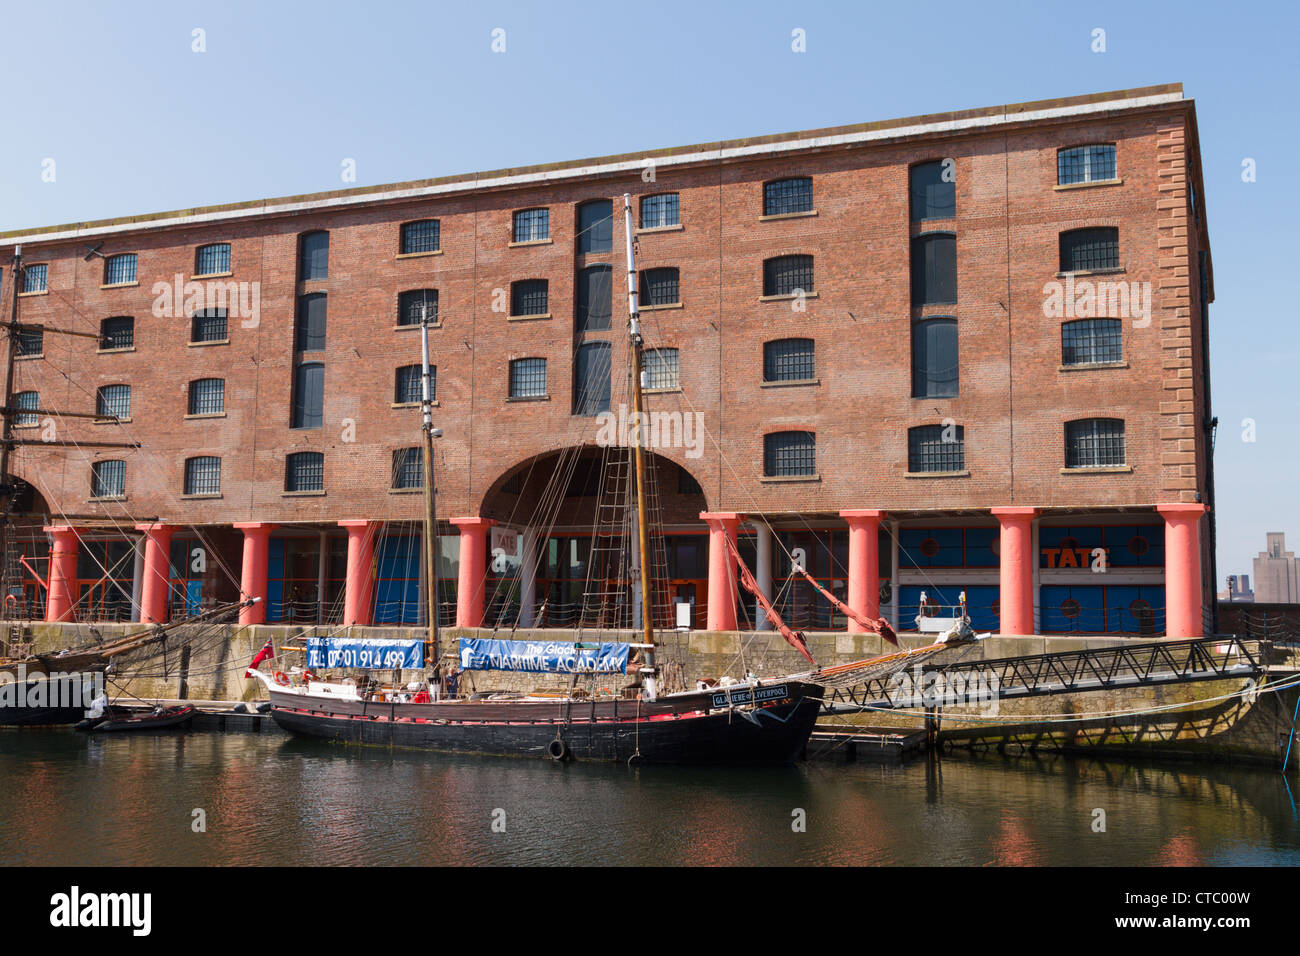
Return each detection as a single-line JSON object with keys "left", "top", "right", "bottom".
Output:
{"left": 245, "top": 639, "right": 275, "bottom": 678}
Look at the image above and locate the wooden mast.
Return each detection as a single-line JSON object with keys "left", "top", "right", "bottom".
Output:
{"left": 623, "top": 194, "right": 657, "bottom": 700}
{"left": 419, "top": 310, "right": 441, "bottom": 680}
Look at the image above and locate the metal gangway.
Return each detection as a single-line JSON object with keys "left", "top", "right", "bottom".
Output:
{"left": 821, "top": 637, "right": 1271, "bottom": 714}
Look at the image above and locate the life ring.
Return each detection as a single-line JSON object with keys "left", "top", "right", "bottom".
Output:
{"left": 273, "top": 671, "right": 290, "bottom": 687}
{"left": 546, "top": 738, "right": 569, "bottom": 762}
{"left": 3, "top": 595, "right": 17, "bottom": 610}
{"left": 302, "top": 670, "right": 318, "bottom": 683}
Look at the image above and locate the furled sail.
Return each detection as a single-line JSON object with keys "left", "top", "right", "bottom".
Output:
{"left": 722, "top": 535, "right": 818, "bottom": 667}
{"left": 791, "top": 566, "right": 899, "bottom": 646}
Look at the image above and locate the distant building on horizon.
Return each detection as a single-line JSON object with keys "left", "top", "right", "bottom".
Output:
{"left": 1254, "top": 534, "right": 1300, "bottom": 604}
{"left": 1219, "top": 573, "right": 1253, "bottom": 603}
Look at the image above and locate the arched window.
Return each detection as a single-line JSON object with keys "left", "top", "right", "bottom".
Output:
{"left": 512, "top": 208, "right": 550, "bottom": 243}
{"left": 295, "top": 293, "right": 326, "bottom": 351}
{"left": 1061, "top": 318, "right": 1122, "bottom": 366}
{"left": 911, "top": 318, "right": 958, "bottom": 397}
{"left": 576, "top": 265, "right": 612, "bottom": 331}
{"left": 188, "top": 378, "right": 225, "bottom": 415}
{"left": 291, "top": 362, "right": 324, "bottom": 429}
{"left": 911, "top": 233, "right": 956, "bottom": 305}
{"left": 910, "top": 160, "right": 955, "bottom": 221}
{"left": 103, "top": 253, "right": 137, "bottom": 286}
{"left": 763, "top": 255, "right": 813, "bottom": 296}
{"left": 91, "top": 460, "right": 126, "bottom": 498}
{"left": 1059, "top": 227, "right": 1119, "bottom": 273}
{"left": 96, "top": 384, "right": 131, "bottom": 420}
{"left": 298, "top": 231, "right": 329, "bottom": 280}
{"left": 99, "top": 316, "right": 134, "bottom": 350}
{"left": 763, "top": 338, "right": 814, "bottom": 382}
{"left": 395, "top": 364, "right": 430, "bottom": 404}
{"left": 576, "top": 199, "right": 613, "bottom": 254}
{"left": 13, "top": 391, "right": 38, "bottom": 427}
{"left": 195, "top": 243, "right": 231, "bottom": 276}
{"left": 573, "top": 342, "right": 611, "bottom": 415}
{"left": 397, "top": 289, "right": 438, "bottom": 327}
{"left": 184, "top": 456, "right": 221, "bottom": 495}
{"left": 391, "top": 448, "right": 423, "bottom": 489}
{"left": 400, "top": 219, "right": 441, "bottom": 255}
{"left": 1058, "top": 144, "right": 1116, "bottom": 185}
{"left": 1065, "top": 418, "right": 1125, "bottom": 468}
{"left": 509, "top": 358, "right": 547, "bottom": 399}
{"left": 764, "top": 431, "right": 816, "bottom": 477}
{"left": 644, "top": 348, "right": 679, "bottom": 389}
{"left": 510, "top": 279, "right": 549, "bottom": 317}
{"left": 640, "top": 193, "right": 680, "bottom": 228}
{"left": 908, "top": 424, "right": 965, "bottom": 473}
{"left": 639, "top": 268, "right": 679, "bottom": 306}
{"left": 285, "top": 452, "right": 324, "bottom": 492}
{"left": 763, "top": 177, "right": 813, "bottom": 216}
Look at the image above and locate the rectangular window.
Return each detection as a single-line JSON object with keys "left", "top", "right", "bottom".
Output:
{"left": 511, "top": 279, "right": 549, "bottom": 317}
{"left": 299, "top": 232, "right": 329, "bottom": 280}
{"left": 573, "top": 342, "right": 611, "bottom": 415}
{"left": 391, "top": 448, "right": 423, "bottom": 489}
{"left": 764, "top": 431, "right": 816, "bottom": 477}
{"left": 184, "top": 456, "right": 221, "bottom": 495}
{"left": 400, "top": 220, "right": 441, "bottom": 255}
{"left": 295, "top": 293, "right": 327, "bottom": 351}
{"left": 640, "top": 194, "right": 680, "bottom": 228}
{"left": 1059, "top": 227, "right": 1119, "bottom": 273}
{"left": 911, "top": 318, "right": 958, "bottom": 398}
{"left": 191, "top": 308, "right": 228, "bottom": 343}
{"left": 910, "top": 161, "right": 956, "bottom": 220}
{"left": 1058, "top": 144, "right": 1117, "bottom": 185}
{"left": 395, "top": 364, "right": 430, "bottom": 404}
{"left": 104, "top": 254, "right": 137, "bottom": 286}
{"left": 22, "top": 264, "right": 47, "bottom": 293}
{"left": 1065, "top": 419, "right": 1125, "bottom": 467}
{"left": 763, "top": 338, "right": 815, "bottom": 382}
{"left": 513, "top": 208, "right": 549, "bottom": 243}
{"left": 910, "top": 234, "right": 957, "bottom": 305}
{"left": 196, "top": 243, "right": 231, "bottom": 276}
{"left": 763, "top": 255, "right": 813, "bottom": 296}
{"left": 639, "top": 268, "right": 680, "bottom": 306}
{"left": 13, "top": 391, "right": 38, "bottom": 427}
{"left": 576, "top": 265, "right": 612, "bottom": 331}
{"left": 510, "top": 358, "right": 547, "bottom": 399}
{"left": 100, "top": 316, "right": 134, "bottom": 350}
{"left": 291, "top": 363, "right": 324, "bottom": 429}
{"left": 91, "top": 460, "right": 126, "bottom": 498}
{"left": 763, "top": 178, "right": 813, "bottom": 216}
{"left": 188, "top": 378, "right": 225, "bottom": 415}
{"left": 96, "top": 384, "right": 131, "bottom": 420}
{"left": 398, "top": 289, "right": 438, "bottom": 327}
{"left": 1061, "top": 319, "right": 1123, "bottom": 366}
{"left": 644, "top": 348, "right": 679, "bottom": 389}
{"left": 16, "top": 327, "right": 43, "bottom": 356}
{"left": 285, "top": 452, "right": 324, "bottom": 492}
{"left": 577, "top": 200, "right": 613, "bottom": 254}
{"left": 908, "top": 425, "right": 965, "bottom": 472}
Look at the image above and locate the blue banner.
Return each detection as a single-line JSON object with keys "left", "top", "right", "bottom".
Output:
{"left": 305, "top": 637, "right": 423, "bottom": 670}
{"left": 458, "top": 638, "right": 631, "bottom": 674}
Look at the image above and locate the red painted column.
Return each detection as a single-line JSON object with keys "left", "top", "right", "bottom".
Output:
{"left": 840, "top": 509, "right": 886, "bottom": 632}
{"left": 234, "top": 522, "right": 278, "bottom": 626}
{"left": 992, "top": 507, "right": 1039, "bottom": 636}
{"left": 135, "top": 523, "right": 175, "bottom": 625}
{"left": 451, "top": 517, "right": 495, "bottom": 628}
{"left": 701, "top": 512, "right": 741, "bottom": 631}
{"left": 43, "top": 525, "right": 82, "bottom": 623}
{"left": 1158, "top": 503, "right": 1208, "bottom": 638}
{"left": 338, "top": 520, "right": 380, "bottom": 627}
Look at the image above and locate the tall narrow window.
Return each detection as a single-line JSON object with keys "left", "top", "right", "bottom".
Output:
{"left": 911, "top": 233, "right": 957, "bottom": 306}
{"left": 576, "top": 265, "right": 612, "bottom": 331}
{"left": 103, "top": 253, "right": 137, "bottom": 286}
{"left": 763, "top": 338, "right": 815, "bottom": 382}
{"left": 96, "top": 384, "right": 131, "bottom": 420}
{"left": 908, "top": 425, "right": 965, "bottom": 473}
{"left": 910, "top": 160, "right": 956, "bottom": 220}
{"left": 763, "top": 255, "right": 814, "bottom": 296}
{"left": 763, "top": 178, "right": 813, "bottom": 216}
{"left": 391, "top": 448, "right": 423, "bottom": 489}
{"left": 639, "top": 267, "right": 680, "bottom": 306}
{"left": 295, "top": 293, "right": 327, "bottom": 351}
{"left": 395, "top": 364, "right": 430, "bottom": 404}
{"left": 764, "top": 431, "right": 816, "bottom": 477}
{"left": 509, "top": 358, "right": 547, "bottom": 399}
{"left": 291, "top": 362, "right": 324, "bottom": 429}
{"left": 285, "top": 452, "right": 324, "bottom": 492}
{"left": 1058, "top": 144, "right": 1117, "bottom": 185}
{"left": 576, "top": 199, "right": 613, "bottom": 254}
{"left": 16, "top": 327, "right": 42, "bottom": 355}
{"left": 13, "top": 391, "right": 38, "bottom": 426}
{"left": 195, "top": 243, "right": 231, "bottom": 276}
{"left": 1061, "top": 319, "right": 1123, "bottom": 366}
{"left": 190, "top": 308, "right": 228, "bottom": 343}
{"left": 573, "top": 342, "right": 611, "bottom": 415}
{"left": 1059, "top": 227, "right": 1119, "bottom": 273}
{"left": 511, "top": 279, "right": 549, "bottom": 317}
{"left": 911, "top": 318, "right": 958, "bottom": 397}
{"left": 99, "top": 316, "right": 134, "bottom": 350}
{"left": 22, "top": 264, "right": 47, "bottom": 293}
{"left": 640, "top": 193, "right": 680, "bottom": 228}
{"left": 644, "top": 348, "right": 679, "bottom": 389}
{"left": 188, "top": 378, "right": 225, "bottom": 415}
{"left": 513, "top": 208, "right": 549, "bottom": 243}
{"left": 91, "top": 460, "right": 126, "bottom": 498}
{"left": 298, "top": 231, "right": 329, "bottom": 281}
{"left": 184, "top": 456, "right": 221, "bottom": 495}
{"left": 1065, "top": 418, "right": 1125, "bottom": 467}
{"left": 397, "top": 289, "right": 438, "bottom": 327}
{"left": 400, "top": 219, "right": 441, "bottom": 255}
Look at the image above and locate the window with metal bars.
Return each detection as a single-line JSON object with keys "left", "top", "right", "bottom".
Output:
{"left": 573, "top": 342, "right": 611, "bottom": 415}
{"left": 576, "top": 265, "right": 612, "bottom": 331}
{"left": 764, "top": 431, "right": 816, "bottom": 477}
{"left": 644, "top": 348, "right": 679, "bottom": 389}
{"left": 23, "top": 264, "right": 47, "bottom": 293}
{"left": 16, "top": 327, "right": 42, "bottom": 355}
{"left": 291, "top": 363, "right": 324, "bottom": 429}
{"left": 295, "top": 293, "right": 327, "bottom": 351}
{"left": 763, "top": 338, "right": 815, "bottom": 382}
{"left": 639, "top": 268, "right": 679, "bottom": 306}
{"left": 513, "top": 208, "right": 549, "bottom": 243}
{"left": 640, "top": 193, "right": 680, "bottom": 228}
{"left": 100, "top": 316, "right": 133, "bottom": 350}
{"left": 910, "top": 160, "right": 956, "bottom": 220}
{"left": 285, "top": 452, "right": 324, "bottom": 492}
{"left": 908, "top": 424, "right": 965, "bottom": 472}
{"left": 576, "top": 200, "right": 613, "bottom": 254}
{"left": 400, "top": 219, "right": 441, "bottom": 255}
{"left": 763, "top": 255, "right": 813, "bottom": 296}
{"left": 96, "top": 384, "right": 130, "bottom": 420}
{"left": 195, "top": 243, "right": 231, "bottom": 276}
{"left": 1059, "top": 227, "right": 1119, "bottom": 272}
{"left": 397, "top": 289, "right": 438, "bottom": 327}
{"left": 911, "top": 318, "right": 958, "bottom": 397}
{"left": 1061, "top": 319, "right": 1123, "bottom": 365}
{"left": 911, "top": 233, "right": 957, "bottom": 305}
{"left": 299, "top": 231, "right": 329, "bottom": 280}
{"left": 1065, "top": 418, "right": 1125, "bottom": 467}
{"left": 184, "top": 456, "right": 221, "bottom": 495}
{"left": 395, "top": 364, "right": 431, "bottom": 404}
{"left": 190, "top": 308, "right": 227, "bottom": 342}
{"left": 511, "top": 279, "right": 549, "bottom": 316}
{"left": 391, "top": 448, "right": 423, "bottom": 489}
{"left": 763, "top": 178, "right": 813, "bottom": 216}
{"left": 91, "top": 460, "right": 126, "bottom": 498}
{"left": 510, "top": 358, "right": 547, "bottom": 398}
{"left": 13, "top": 391, "right": 38, "bottom": 427}
{"left": 103, "top": 254, "right": 137, "bottom": 286}
{"left": 188, "top": 378, "right": 225, "bottom": 415}
{"left": 1057, "top": 144, "right": 1117, "bottom": 185}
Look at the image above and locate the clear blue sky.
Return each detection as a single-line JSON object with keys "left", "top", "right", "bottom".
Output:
{"left": 2, "top": 0, "right": 1294, "bottom": 583}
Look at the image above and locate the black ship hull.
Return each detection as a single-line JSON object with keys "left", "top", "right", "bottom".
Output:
{"left": 268, "top": 681, "right": 825, "bottom": 764}
{"left": 0, "top": 673, "right": 95, "bottom": 726}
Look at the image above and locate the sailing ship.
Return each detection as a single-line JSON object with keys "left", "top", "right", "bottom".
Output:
{"left": 249, "top": 195, "right": 972, "bottom": 763}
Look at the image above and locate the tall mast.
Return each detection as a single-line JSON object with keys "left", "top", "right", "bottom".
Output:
{"left": 623, "top": 194, "right": 657, "bottom": 701}
{"left": 419, "top": 310, "right": 440, "bottom": 677}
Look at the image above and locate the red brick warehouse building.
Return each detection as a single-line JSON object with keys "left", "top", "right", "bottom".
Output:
{"left": 0, "top": 82, "right": 1215, "bottom": 638}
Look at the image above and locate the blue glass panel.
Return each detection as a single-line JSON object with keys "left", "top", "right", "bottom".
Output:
{"left": 267, "top": 538, "right": 285, "bottom": 622}
{"left": 1106, "top": 524, "right": 1165, "bottom": 567}
{"left": 964, "top": 527, "right": 999, "bottom": 567}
